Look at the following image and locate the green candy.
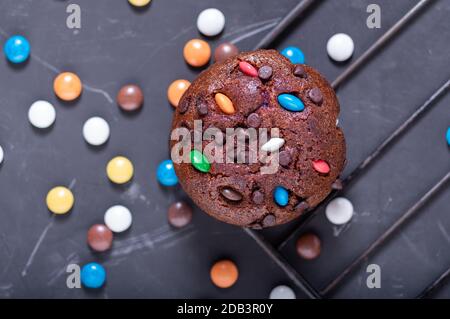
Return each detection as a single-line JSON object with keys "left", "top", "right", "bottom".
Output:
{"left": 190, "top": 149, "right": 210, "bottom": 173}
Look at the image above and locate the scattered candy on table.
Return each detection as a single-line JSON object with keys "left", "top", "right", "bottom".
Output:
{"left": 156, "top": 159, "right": 178, "bottom": 186}
{"left": 116, "top": 84, "right": 144, "bottom": 112}
{"left": 128, "top": 0, "right": 151, "bottom": 7}
{"left": 0, "top": 145, "right": 4, "bottom": 165}
{"left": 104, "top": 205, "right": 132, "bottom": 233}
{"left": 3, "top": 35, "right": 30, "bottom": 64}
{"left": 81, "top": 262, "right": 106, "bottom": 289}
{"left": 269, "top": 285, "right": 296, "bottom": 299}
{"left": 183, "top": 39, "right": 211, "bottom": 67}
{"left": 326, "top": 197, "right": 354, "bottom": 225}
{"left": 82, "top": 117, "right": 110, "bottom": 146}
{"left": 327, "top": 33, "right": 354, "bottom": 62}
{"left": 106, "top": 156, "right": 134, "bottom": 184}
{"left": 239, "top": 61, "right": 258, "bottom": 77}
{"left": 53, "top": 72, "right": 83, "bottom": 101}
{"left": 190, "top": 149, "right": 211, "bottom": 173}
{"left": 167, "top": 79, "right": 190, "bottom": 108}
{"left": 197, "top": 8, "right": 225, "bottom": 37}
{"left": 214, "top": 42, "right": 239, "bottom": 62}
{"left": 296, "top": 233, "right": 321, "bottom": 260}
{"left": 446, "top": 127, "right": 450, "bottom": 146}
{"left": 214, "top": 93, "right": 235, "bottom": 114}
{"left": 261, "top": 137, "right": 285, "bottom": 152}
{"left": 281, "top": 46, "right": 305, "bottom": 64}
{"left": 273, "top": 186, "right": 289, "bottom": 207}
{"left": 46, "top": 186, "right": 74, "bottom": 215}
{"left": 210, "top": 259, "right": 239, "bottom": 288}
{"left": 87, "top": 224, "right": 113, "bottom": 252}
{"left": 168, "top": 201, "right": 193, "bottom": 228}
{"left": 312, "top": 159, "right": 330, "bottom": 174}
{"left": 278, "top": 93, "right": 305, "bottom": 112}
{"left": 28, "top": 100, "right": 56, "bottom": 129}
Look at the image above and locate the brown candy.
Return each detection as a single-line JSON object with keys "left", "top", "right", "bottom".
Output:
{"left": 258, "top": 65, "right": 273, "bottom": 80}
{"left": 296, "top": 233, "right": 321, "bottom": 260}
{"left": 252, "top": 190, "right": 265, "bottom": 205}
{"left": 117, "top": 84, "right": 144, "bottom": 111}
{"left": 168, "top": 201, "right": 193, "bottom": 228}
{"left": 332, "top": 179, "right": 343, "bottom": 190}
{"left": 295, "top": 201, "right": 309, "bottom": 214}
{"left": 293, "top": 64, "right": 306, "bottom": 78}
{"left": 262, "top": 214, "right": 276, "bottom": 227}
{"left": 197, "top": 101, "right": 208, "bottom": 116}
{"left": 308, "top": 87, "right": 323, "bottom": 105}
{"left": 279, "top": 150, "right": 291, "bottom": 167}
{"left": 247, "top": 113, "right": 261, "bottom": 128}
{"left": 220, "top": 187, "right": 243, "bottom": 202}
{"left": 214, "top": 43, "right": 239, "bottom": 63}
{"left": 87, "top": 224, "right": 113, "bottom": 252}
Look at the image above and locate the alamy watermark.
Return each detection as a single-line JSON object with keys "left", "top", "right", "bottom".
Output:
{"left": 66, "top": 4, "right": 81, "bottom": 33}
{"left": 367, "top": 4, "right": 381, "bottom": 29}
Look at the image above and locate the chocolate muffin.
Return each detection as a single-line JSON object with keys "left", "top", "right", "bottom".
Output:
{"left": 170, "top": 49, "right": 346, "bottom": 228}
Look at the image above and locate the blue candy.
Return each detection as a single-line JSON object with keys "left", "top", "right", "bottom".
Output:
{"left": 274, "top": 186, "right": 289, "bottom": 207}
{"left": 4, "top": 35, "right": 30, "bottom": 64}
{"left": 277, "top": 94, "right": 305, "bottom": 112}
{"left": 446, "top": 127, "right": 450, "bottom": 146}
{"left": 81, "top": 262, "right": 106, "bottom": 289}
{"left": 157, "top": 159, "right": 178, "bottom": 186}
{"left": 281, "top": 46, "right": 305, "bottom": 64}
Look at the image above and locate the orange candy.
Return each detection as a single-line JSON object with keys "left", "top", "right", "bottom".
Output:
{"left": 215, "top": 93, "right": 235, "bottom": 114}
{"left": 167, "top": 79, "right": 190, "bottom": 107}
{"left": 210, "top": 259, "right": 239, "bottom": 288}
{"left": 53, "top": 72, "right": 82, "bottom": 101}
{"left": 183, "top": 39, "right": 211, "bottom": 67}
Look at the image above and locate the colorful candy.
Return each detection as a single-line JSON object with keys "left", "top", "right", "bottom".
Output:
{"left": 327, "top": 33, "right": 354, "bottom": 62}
{"left": 116, "top": 84, "right": 144, "bottom": 112}
{"left": 167, "top": 79, "right": 190, "bottom": 108}
{"left": 104, "top": 205, "right": 132, "bottom": 233}
{"left": 220, "top": 187, "right": 243, "bottom": 202}
{"left": 46, "top": 186, "right": 74, "bottom": 215}
{"left": 446, "top": 127, "right": 450, "bottom": 146}
{"left": 312, "top": 159, "right": 330, "bottom": 174}
{"left": 277, "top": 94, "right": 305, "bottom": 112}
{"left": 81, "top": 262, "right": 106, "bottom": 289}
{"left": 183, "top": 39, "right": 211, "bottom": 67}
{"left": 261, "top": 137, "right": 285, "bottom": 152}
{"left": 82, "top": 117, "right": 110, "bottom": 146}
{"left": 87, "top": 224, "right": 113, "bottom": 252}
{"left": 214, "top": 43, "right": 239, "bottom": 62}
{"left": 269, "top": 285, "right": 296, "bottom": 299}
{"left": 28, "top": 100, "right": 56, "bottom": 129}
{"left": 53, "top": 72, "right": 82, "bottom": 101}
{"left": 273, "top": 186, "right": 289, "bottom": 207}
{"left": 239, "top": 61, "right": 258, "bottom": 77}
{"left": 214, "top": 93, "right": 235, "bottom": 114}
{"left": 210, "top": 260, "right": 239, "bottom": 288}
{"left": 325, "top": 197, "right": 354, "bottom": 225}
{"left": 106, "top": 156, "right": 134, "bottom": 184}
{"left": 281, "top": 46, "right": 305, "bottom": 64}
{"left": 190, "top": 149, "right": 211, "bottom": 173}
{"left": 197, "top": 8, "right": 226, "bottom": 37}
{"left": 128, "top": 0, "right": 151, "bottom": 7}
{"left": 168, "top": 201, "right": 193, "bottom": 228}
{"left": 296, "top": 233, "right": 321, "bottom": 260}
{"left": 4, "top": 35, "right": 30, "bottom": 64}
{"left": 157, "top": 159, "right": 178, "bottom": 186}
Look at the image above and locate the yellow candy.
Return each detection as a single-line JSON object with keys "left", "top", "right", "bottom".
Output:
{"left": 107, "top": 156, "right": 134, "bottom": 184}
{"left": 128, "top": 0, "right": 151, "bottom": 7}
{"left": 46, "top": 186, "right": 74, "bottom": 214}
{"left": 215, "top": 93, "right": 235, "bottom": 114}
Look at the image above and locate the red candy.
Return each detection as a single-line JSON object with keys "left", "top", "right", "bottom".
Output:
{"left": 312, "top": 160, "right": 330, "bottom": 174}
{"left": 239, "top": 61, "right": 258, "bottom": 77}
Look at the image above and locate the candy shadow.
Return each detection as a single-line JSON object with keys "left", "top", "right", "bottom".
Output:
{"left": 128, "top": 2, "right": 152, "bottom": 14}
{"left": 85, "top": 140, "right": 109, "bottom": 153}
{"left": 6, "top": 57, "right": 30, "bottom": 71}
{"left": 31, "top": 124, "right": 54, "bottom": 136}
{"left": 119, "top": 102, "right": 144, "bottom": 118}
{"left": 328, "top": 56, "right": 354, "bottom": 67}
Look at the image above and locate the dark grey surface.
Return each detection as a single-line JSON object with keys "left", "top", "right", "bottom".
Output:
{"left": 0, "top": 0, "right": 448, "bottom": 298}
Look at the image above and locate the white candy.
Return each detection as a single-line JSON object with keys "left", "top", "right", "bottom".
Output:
{"left": 82, "top": 117, "right": 110, "bottom": 146}
{"left": 327, "top": 33, "right": 354, "bottom": 62}
{"left": 28, "top": 100, "right": 56, "bottom": 129}
{"left": 269, "top": 285, "right": 296, "bottom": 299}
{"left": 326, "top": 197, "right": 354, "bottom": 225}
{"left": 197, "top": 8, "right": 225, "bottom": 37}
{"left": 261, "top": 138, "right": 285, "bottom": 152}
{"left": 104, "top": 205, "right": 132, "bottom": 233}
{"left": 0, "top": 145, "right": 4, "bottom": 164}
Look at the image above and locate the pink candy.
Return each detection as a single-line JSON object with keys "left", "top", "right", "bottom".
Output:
{"left": 312, "top": 160, "right": 330, "bottom": 174}
{"left": 239, "top": 61, "right": 258, "bottom": 77}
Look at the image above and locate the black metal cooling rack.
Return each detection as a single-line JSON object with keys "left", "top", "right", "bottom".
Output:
{"left": 242, "top": 0, "right": 450, "bottom": 299}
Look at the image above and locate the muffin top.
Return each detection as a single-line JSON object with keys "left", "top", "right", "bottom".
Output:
{"left": 171, "top": 49, "right": 346, "bottom": 228}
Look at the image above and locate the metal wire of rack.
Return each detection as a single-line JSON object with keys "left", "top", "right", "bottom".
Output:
{"left": 241, "top": 0, "right": 450, "bottom": 299}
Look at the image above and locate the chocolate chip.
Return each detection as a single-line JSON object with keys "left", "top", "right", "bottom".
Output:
{"left": 258, "top": 65, "right": 273, "bottom": 80}
{"left": 196, "top": 102, "right": 208, "bottom": 115}
{"left": 178, "top": 99, "right": 189, "bottom": 114}
{"left": 332, "top": 179, "right": 343, "bottom": 190}
{"left": 279, "top": 150, "right": 291, "bottom": 167}
{"left": 262, "top": 214, "right": 276, "bottom": 227}
{"left": 252, "top": 190, "right": 265, "bottom": 205}
{"left": 295, "top": 201, "right": 309, "bottom": 214}
{"left": 308, "top": 87, "right": 323, "bottom": 105}
{"left": 247, "top": 113, "right": 261, "bottom": 128}
{"left": 296, "top": 233, "right": 321, "bottom": 260}
{"left": 168, "top": 201, "right": 193, "bottom": 228}
{"left": 293, "top": 64, "right": 306, "bottom": 78}
{"left": 220, "top": 187, "right": 243, "bottom": 202}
